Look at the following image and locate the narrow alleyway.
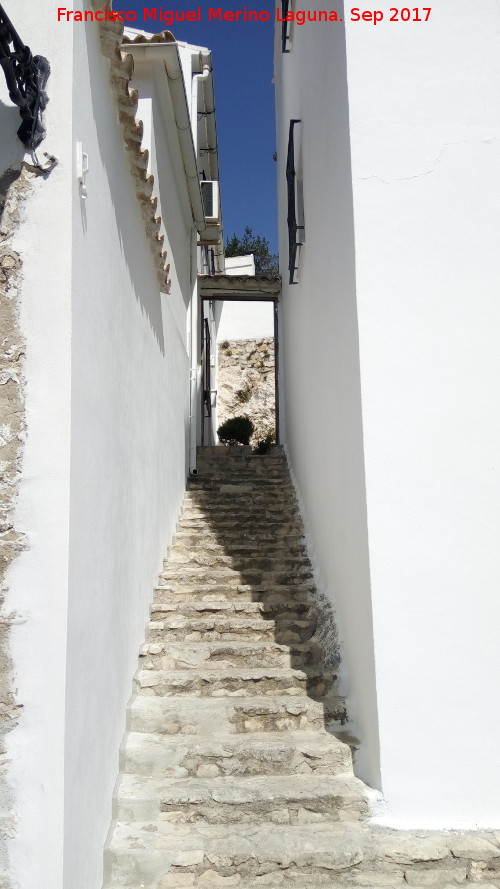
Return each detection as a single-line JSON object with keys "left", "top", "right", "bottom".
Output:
{"left": 103, "top": 448, "right": 500, "bottom": 888}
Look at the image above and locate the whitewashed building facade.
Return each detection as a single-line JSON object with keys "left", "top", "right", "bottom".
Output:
{"left": 275, "top": 0, "right": 500, "bottom": 828}
{"left": 2, "top": 0, "right": 500, "bottom": 886}
{"left": 0, "top": 4, "right": 224, "bottom": 887}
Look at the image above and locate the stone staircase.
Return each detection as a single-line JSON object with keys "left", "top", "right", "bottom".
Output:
{"left": 103, "top": 447, "right": 500, "bottom": 889}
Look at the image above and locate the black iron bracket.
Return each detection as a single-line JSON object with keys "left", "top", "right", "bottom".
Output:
{"left": 281, "top": 0, "right": 291, "bottom": 52}
{"left": 0, "top": 4, "right": 50, "bottom": 150}
{"left": 286, "top": 119, "right": 304, "bottom": 285}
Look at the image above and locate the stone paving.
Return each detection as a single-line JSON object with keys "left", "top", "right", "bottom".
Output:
{"left": 103, "top": 447, "right": 500, "bottom": 889}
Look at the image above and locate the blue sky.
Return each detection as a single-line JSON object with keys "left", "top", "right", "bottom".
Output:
{"left": 124, "top": 1, "right": 278, "bottom": 254}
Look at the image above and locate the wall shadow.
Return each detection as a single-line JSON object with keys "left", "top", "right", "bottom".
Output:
{"left": 83, "top": 24, "right": 166, "bottom": 355}
{"left": 177, "top": 447, "right": 348, "bottom": 734}
{"left": 0, "top": 101, "right": 26, "bottom": 178}
{"left": 0, "top": 102, "right": 26, "bottom": 228}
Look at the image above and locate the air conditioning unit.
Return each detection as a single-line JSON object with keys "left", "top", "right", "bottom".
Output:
{"left": 200, "top": 180, "right": 220, "bottom": 224}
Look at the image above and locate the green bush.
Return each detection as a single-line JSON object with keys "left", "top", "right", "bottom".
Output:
{"left": 254, "top": 431, "right": 276, "bottom": 454}
{"left": 236, "top": 385, "right": 252, "bottom": 404}
{"left": 217, "top": 416, "right": 254, "bottom": 446}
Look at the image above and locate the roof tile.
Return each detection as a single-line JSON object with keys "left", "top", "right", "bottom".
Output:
{"left": 92, "top": 9, "right": 172, "bottom": 291}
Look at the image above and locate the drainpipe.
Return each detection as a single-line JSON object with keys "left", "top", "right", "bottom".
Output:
{"left": 195, "top": 53, "right": 225, "bottom": 273}
{"left": 188, "top": 60, "right": 211, "bottom": 475}
{"left": 189, "top": 249, "right": 201, "bottom": 476}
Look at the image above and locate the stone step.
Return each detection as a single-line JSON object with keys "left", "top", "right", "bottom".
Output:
{"left": 180, "top": 508, "right": 303, "bottom": 535}
{"left": 103, "top": 821, "right": 368, "bottom": 888}
{"left": 128, "top": 693, "right": 347, "bottom": 736}
{"left": 190, "top": 479, "right": 290, "bottom": 489}
{"left": 147, "top": 615, "right": 317, "bottom": 644}
{"left": 153, "top": 584, "right": 316, "bottom": 605}
{"left": 114, "top": 772, "right": 368, "bottom": 824}
{"left": 175, "top": 520, "right": 303, "bottom": 538}
{"left": 172, "top": 537, "right": 306, "bottom": 554}
{"left": 192, "top": 468, "right": 288, "bottom": 477}
{"left": 162, "top": 562, "right": 311, "bottom": 579}
{"left": 156, "top": 583, "right": 314, "bottom": 601}
{"left": 180, "top": 503, "right": 297, "bottom": 517}
{"left": 188, "top": 488, "right": 293, "bottom": 500}
{"left": 138, "top": 640, "right": 322, "bottom": 671}
{"left": 197, "top": 446, "right": 284, "bottom": 458}
{"left": 177, "top": 513, "right": 299, "bottom": 525}
{"left": 104, "top": 817, "right": 491, "bottom": 888}
{"left": 120, "top": 730, "right": 354, "bottom": 779}
{"left": 193, "top": 463, "right": 287, "bottom": 472}
{"left": 165, "top": 553, "right": 310, "bottom": 572}
{"left": 133, "top": 666, "right": 335, "bottom": 699}
{"left": 169, "top": 541, "right": 308, "bottom": 558}
{"left": 159, "top": 568, "right": 313, "bottom": 587}
{"left": 150, "top": 599, "right": 312, "bottom": 621}
{"left": 183, "top": 492, "right": 296, "bottom": 506}
{"left": 196, "top": 445, "right": 286, "bottom": 464}
{"left": 192, "top": 459, "right": 287, "bottom": 468}
{"left": 184, "top": 481, "right": 295, "bottom": 495}
{"left": 193, "top": 465, "right": 288, "bottom": 472}
{"left": 190, "top": 476, "right": 291, "bottom": 488}
{"left": 194, "top": 455, "right": 286, "bottom": 466}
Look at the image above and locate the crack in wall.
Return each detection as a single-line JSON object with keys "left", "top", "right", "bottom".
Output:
{"left": 360, "top": 140, "right": 474, "bottom": 186}
{"left": 0, "top": 165, "right": 32, "bottom": 888}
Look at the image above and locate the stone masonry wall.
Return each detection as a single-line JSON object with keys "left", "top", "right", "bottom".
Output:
{"left": 0, "top": 167, "right": 31, "bottom": 886}
{"left": 217, "top": 338, "right": 275, "bottom": 444}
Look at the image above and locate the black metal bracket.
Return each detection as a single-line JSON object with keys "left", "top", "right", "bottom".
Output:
{"left": 286, "top": 119, "right": 303, "bottom": 285}
{"left": 0, "top": 4, "right": 50, "bottom": 150}
{"left": 281, "top": 0, "right": 291, "bottom": 52}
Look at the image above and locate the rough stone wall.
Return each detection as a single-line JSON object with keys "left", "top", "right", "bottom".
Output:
{"left": 217, "top": 338, "right": 275, "bottom": 444}
{"left": 0, "top": 167, "right": 31, "bottom": 886}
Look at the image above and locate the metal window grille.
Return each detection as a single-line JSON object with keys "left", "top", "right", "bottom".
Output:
{"left": 203, "top": 318, "right": 212, "bottom": 417}
{"left": 0, "top": 3, "right": 50, "bottom": 149}
{"left": 286, "top": 119, "right": 304, "bottom": 285}
{"left": 281, "top": 0, "right": 291, "bottom": 53}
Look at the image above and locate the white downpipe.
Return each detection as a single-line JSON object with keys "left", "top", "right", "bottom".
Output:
{"left": 188, "top": 62, "right": 210, "bottom": 475}
{"left": 188, "top": 290, "right": 201, "bottom": 475}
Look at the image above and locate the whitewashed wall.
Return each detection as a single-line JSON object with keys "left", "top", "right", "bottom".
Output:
{"left": 224, "top": 255, "right": 255, "bottom": 275}
{"left": 217, "top": 257, "right": 274, "bottom": 341}
{"left": 217, "top": 301, "right": 274, "bottom": 341}
{"left": 274, "top": 0, "right": 381, "bottom": 791}
{"left": 65, "top": 19, "right": 191, "bottom": 889}
{"left": 2, "top": 5, "right": 192, "bottom": 888}
{"left": 276, "top": 0, "right": 500, "bottom": 826}
{"left": 346, "top": 0, "right": 500, "bottom": 827}
{"left": 2, "top": 4, "right": 74, "bottom": 887}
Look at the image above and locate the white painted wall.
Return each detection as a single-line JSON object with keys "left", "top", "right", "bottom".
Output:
{"left": 64, "top": 19, "right": 192, "bottom": 889}
{"left": 276, "top": 0, "right": 500, "bottom": 826}
{"left": 274, "top": 0, "right": 381, "bottom": 791}
{"left": 346, "top": 0, "right": 500, "bottom": 827}
{"left": 3, "top": 6, "right": 196, "bottom": 888}
{"left": 2, "top": 4, "right": 74, "bottom": 888}
{"left": 217, "top": 301, "right": 274, "bottom": 341}
{"left": 225, "top": 254, "right": 255, "bottom": 275}
{"left": 217, "top": 256, "right": 274, "bottom": 341}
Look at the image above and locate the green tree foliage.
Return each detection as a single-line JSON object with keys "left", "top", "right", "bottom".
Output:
{"left": 225, "top": 227, "right": 279, "bottom": 276}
